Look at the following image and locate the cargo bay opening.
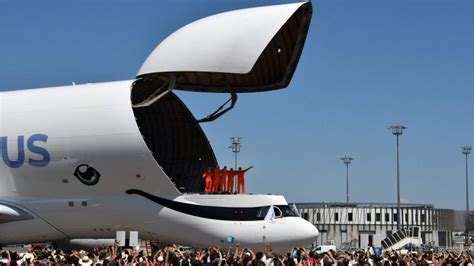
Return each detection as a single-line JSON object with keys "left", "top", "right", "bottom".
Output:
{"left": 130, "top": 2, "right": 312, "bottom": 193}
{"left": 131, "top": 77, "right": 217, "bottom": 193}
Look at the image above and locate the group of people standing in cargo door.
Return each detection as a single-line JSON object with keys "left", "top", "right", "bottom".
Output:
{"left": 202, "top": 165, "right": 253, "bottom": 194}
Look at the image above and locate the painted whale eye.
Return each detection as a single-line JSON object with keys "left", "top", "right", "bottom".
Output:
{"left": 74, "top": 164, "right": 101, "bottom": 186}
{"left": 78, "top": 165, "right": 88, "bottom": 173}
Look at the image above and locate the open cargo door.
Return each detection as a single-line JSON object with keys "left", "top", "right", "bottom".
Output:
{"left": 132, "top": 2, "right": 313, "bottom": 106}
{"left": 131, "top": 2, "right": 313, "bottom": 193}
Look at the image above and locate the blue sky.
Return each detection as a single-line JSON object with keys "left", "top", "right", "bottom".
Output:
{"left": 0, "top": 0, "right": 472, "bottom": 209}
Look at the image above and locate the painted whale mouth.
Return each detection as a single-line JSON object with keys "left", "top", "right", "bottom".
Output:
{"left": 126, "top": 189, "right": 268, "bottom": 221}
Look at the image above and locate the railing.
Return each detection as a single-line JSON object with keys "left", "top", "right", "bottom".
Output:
{"left": 381, "top": 227, "right": 421, "bottom": 249}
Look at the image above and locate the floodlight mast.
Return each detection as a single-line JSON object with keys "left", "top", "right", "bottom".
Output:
{"left": 229, "top": 137, "right": 242, "bottom": 193}
{"left": 229, "top": 137, "right": 241, "bottom": 170}
{"left": 389, "top": 125, "right": 406, "bottom": 230}
{"left": 340, "top": 156, "right": 354, "bottom": 203}
{"left": 462, "top": 146, "right": 472, "bottom": 246}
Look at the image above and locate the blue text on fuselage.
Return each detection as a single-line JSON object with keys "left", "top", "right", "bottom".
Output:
{"left": 0, "top": 134, "right": 50, "bottom": 168}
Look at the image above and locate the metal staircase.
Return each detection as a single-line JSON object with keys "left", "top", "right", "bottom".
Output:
{"left": 381, "top": 227, "right": 422, "bottom": 250}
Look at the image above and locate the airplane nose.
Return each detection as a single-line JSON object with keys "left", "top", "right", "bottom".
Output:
{"left": 303, "top": 219, "right": 319, "bottom": 239}
{"left": 266, "top": 218, "right": 320, "bottom": 253}
{"left": 294, "top": 217, "right": 319, "bottom": 243}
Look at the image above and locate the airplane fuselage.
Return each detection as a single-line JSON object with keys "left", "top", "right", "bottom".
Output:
{"left": 0, "top": 2, "right": 319, "bottom": 252}
{"left": 0, "top": 81, "right": 318, "bottom": 252}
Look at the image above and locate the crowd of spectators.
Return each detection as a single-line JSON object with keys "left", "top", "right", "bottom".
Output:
{"left": 1, "top": 243, "right": 473, "bottom": 266}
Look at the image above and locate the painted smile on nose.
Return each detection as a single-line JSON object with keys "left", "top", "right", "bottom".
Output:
{"left": 126, "top": 189, "right": 300, "bottom": 222}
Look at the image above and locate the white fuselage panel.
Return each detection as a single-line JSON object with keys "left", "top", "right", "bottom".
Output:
{"left": 0, "top": 81, "right": 318, "bottom": 251}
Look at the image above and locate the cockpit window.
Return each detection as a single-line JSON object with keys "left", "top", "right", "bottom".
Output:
{"left": 279, "top": 205, "right": 299, "bottom": 217}
{"left": 256, "top": 206, "right": 270, "bottom": 218}
{"left": 256, "top": 205, "right": 299, "bottom": 220}
{"left": 274, "top": 206, "right": 283, "bottom": 217}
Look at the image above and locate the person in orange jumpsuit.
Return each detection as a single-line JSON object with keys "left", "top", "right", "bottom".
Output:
{"left": 220, "top": 166, "right": 228, "bottom": 193}
{"left": 202, "top": 167, "right": 213, "bottom": 193}
{"left": 227, "top": 168, "right": 235, "bottom": 193}
{"left": 236, "top": 166, "right": 253, "bottom": 194}
{"left": 212, "top": 165, "right": 220, "bottom": 193}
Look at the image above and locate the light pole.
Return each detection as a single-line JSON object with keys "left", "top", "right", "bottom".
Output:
{"left": 229, "top": 137, "right": 241, "bottom": 169}
{"left": 462, "top": 146, "right": 471, "bottom": 246}
{"left": 229, "top": 137, "right": 241, "bottom": 193}
{"left": 340, "top": 156, "right": 354, "bottom": 203}
{"left": 389, "top": 125, "right": 406, "bottom": 230}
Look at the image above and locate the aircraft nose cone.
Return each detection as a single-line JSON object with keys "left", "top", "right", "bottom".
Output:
{"left": 293, "top": 218, "right": 319, "bottom": 244}
{"left": 303, "top": 219, "right": 319, "bottom": 239}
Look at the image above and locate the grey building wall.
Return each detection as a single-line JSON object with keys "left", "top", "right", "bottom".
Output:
{"left": 295, "top": 202, "right": 468, "bottom": 249}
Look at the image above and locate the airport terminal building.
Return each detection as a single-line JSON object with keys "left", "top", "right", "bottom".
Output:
{"left": 295, "top": 202, "right": 470, "bottom": 249}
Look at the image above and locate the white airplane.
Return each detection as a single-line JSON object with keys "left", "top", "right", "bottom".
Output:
{"left": 0, "top": 2, "right": 318, "bottom": 252}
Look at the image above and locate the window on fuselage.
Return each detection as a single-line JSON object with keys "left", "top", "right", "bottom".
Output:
{"left": 279, "top": 205, "right": 299, "bottom": 217}
{"left": 256, "top": 205, "right": 299, "bottom": 220}
{"left": 274, "top": 206, "right": 283, "bottom": 218}
{"left": 256, "top": 206, "right": 271, "bottom": 218}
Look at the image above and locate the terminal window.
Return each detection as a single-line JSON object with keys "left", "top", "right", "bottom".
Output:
{"left": 334, "top": 212, "right": 339, "bottom": 222}
{"left": 385, "top": 213, "right": 390, "bottom": 222}
{"left": 393, "top": 213, "right": 398, "bottom": 221}
{"left": 303, "top": 213, "right": 309, "bottom": 221}
{"left": 316, "top": 212, "right": 321, "bottom": 222}
{"left": 367, "top": 213, "right": 371, "bottom": 222}
{"left": 405, "top": 213, "right": 409, "bottom": 223}
{"left": 348, "top": 212, "right": 353, "bottom": 222}
{"left": 376, "top": 213, "right": 381, "bottom": 222}
{"left": 421, "top": 213, "right": 426, "bottom": 223}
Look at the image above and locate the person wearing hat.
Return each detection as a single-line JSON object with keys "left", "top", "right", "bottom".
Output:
{"left": 72, "top": 250, "right": 93, "bottom": 266}
{"left": 79, "top": 255, "right": 93, "bottom": 266}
